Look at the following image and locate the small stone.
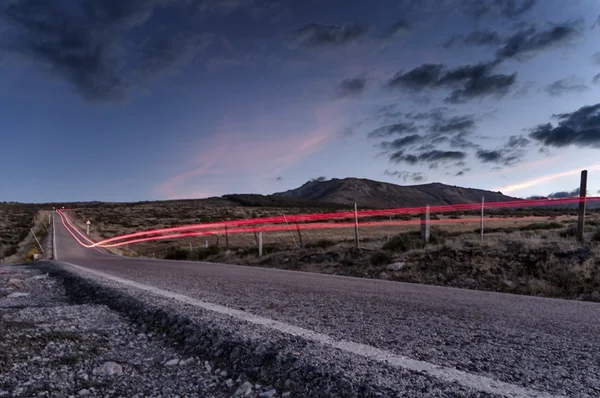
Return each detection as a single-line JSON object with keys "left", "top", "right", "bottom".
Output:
{"left": 93, "top": 362, "right": 123, "bottom": 377}
{"left": 225, "top": 379, "right": 234, "bottom": 388}
{"left": 77, "top": 389, "right": 90, "bottom": 396}
{"left": 8, "top": 278, "right": 22, "bottom": 286}
{"left": 259, "top": 389, "right": 277, "bottom": 398}
{"left": 255, "top": 384, "right": 261, "bottom": 390}
{"left": 233, "top": 381, "right": 253, "bottom": 397}
{"left": 164, "top": 358, "right": 180, "bottom": 366}
{"left": 6, "top": 292, "right": 29, "bottom": 299}
{"left": 282, "top": 393, "right": 291, "bottom": 397}
{"left": 179, "top": 358, "right": 195, "bottom": 366}
{"left": 590, "top": 291, "right": 600, "bottom": 302}
{"left": 387, "top": 262, "right": 405, "bottom": 271}
{"left": 219, "top": 370, "right": 228, "bottom": 377}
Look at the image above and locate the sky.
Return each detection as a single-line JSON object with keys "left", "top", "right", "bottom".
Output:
{"left": 2, "top": 0, "right": 600, "bottom": 203}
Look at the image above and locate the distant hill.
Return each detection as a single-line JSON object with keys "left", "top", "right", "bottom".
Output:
{"left": 274, "top": 178, "right": 518, "bottom": 209}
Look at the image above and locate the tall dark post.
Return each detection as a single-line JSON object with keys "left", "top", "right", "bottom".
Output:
{"left": 354, "top": 203, "right": 360, "bottom": 249}
{"left": 576, "top": 170, "right": 588, "bottom": 241}
{"left": 420, "top": 205, "right": 430, "bottom": 242}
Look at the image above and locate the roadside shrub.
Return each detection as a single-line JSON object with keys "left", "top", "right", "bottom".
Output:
{"left": 23, "top": 247, "right": 39, "bottom": 263}
{"left": 592, "top": 229, "right": 600, "bottom": 242}
{"left": 371, "top": 250, "right": 393, "bottom": 265}
{"left": 306, "top": 239, "right": 336, "bottom": 249}
{"left": 164, "top": 246, "right": 191, "bottom": 260}
{"left": 194, "top": 245, "right": 220, "bottom": 260}
{"left": 518, "top": 222, "right": 563, "bottom": 231}
{"left": 382, "top": 232, "right": 425, "bottom": 252}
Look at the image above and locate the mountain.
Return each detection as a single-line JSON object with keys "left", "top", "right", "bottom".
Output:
{"left": 274, "top": 178, "right": 517, "bottom": 209}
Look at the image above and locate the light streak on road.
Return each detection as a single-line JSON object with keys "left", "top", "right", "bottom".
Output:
{"left": 56, "top": 195, "right": 599, "bottom": 250}
{"left": 58, "top": 196, "right": 600, "bottom": 248}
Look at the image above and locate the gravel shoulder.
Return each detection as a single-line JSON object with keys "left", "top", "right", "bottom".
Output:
{"left": 0, "top": 264, "right": 284, "bottom": 398}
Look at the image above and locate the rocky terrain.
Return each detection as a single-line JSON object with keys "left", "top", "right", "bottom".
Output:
{"left": 0, "top": 265, "right": 284, "bottom": 398}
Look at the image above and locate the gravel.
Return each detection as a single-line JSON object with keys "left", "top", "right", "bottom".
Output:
{"left": 0, "top": 265, "right": 285, "bottom": 398}
{"left": 36, "top": 261, "right": 504, "bottom": 398}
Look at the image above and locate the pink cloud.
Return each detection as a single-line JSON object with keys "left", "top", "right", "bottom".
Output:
{"left": 155, "top": 102, "right": 343, "bottom": 199}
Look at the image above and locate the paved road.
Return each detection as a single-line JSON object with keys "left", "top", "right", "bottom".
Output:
{"left": 54, "top": 212, "right": 600, "bottom": 397}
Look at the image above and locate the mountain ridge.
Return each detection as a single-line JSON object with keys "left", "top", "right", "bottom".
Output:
{"left": 274, "top": 177, "right": 518, "bottom": 209}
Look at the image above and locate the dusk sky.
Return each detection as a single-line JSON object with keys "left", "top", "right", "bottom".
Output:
{"left": 2, "top": 0, "right": 600, "bottom": 203}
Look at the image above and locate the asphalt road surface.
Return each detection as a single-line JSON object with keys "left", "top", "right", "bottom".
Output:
{"left": 54, "top": 213, "right": 600, "bottom": 397}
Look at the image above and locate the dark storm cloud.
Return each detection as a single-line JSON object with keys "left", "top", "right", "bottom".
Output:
{"left": 380, "top": 19, "right": 411, "bottom": 39}
{"left": 380, "top": 134, "right": 422, "bottom": 150}
{"left": 455, "top": 168, "right": 471, "bottom": 176}
{"left": 545, "top": 76, "right": 589, "bottom": 97}
{"left": 294, "top": 23, "right": 369, "bottom": 48}
{"left": 310, "top": 176, "right": 328, "bottom": 182}
{"left": 429, "top": 116, "right": 475, "bottom": 134}
{"left": 461, "top": 0, "right": 537, "bottom": 19}
{"left": 445, "top": 73, "right": 516, "bottom": 103}
{"left": 529, "top": 104, "right": 600, "bottom": 148}
{"left": 367, "top": 122, "right": 419, "bottom": 138}
{"left": 505, "top": 135, "right": 530, "bottom": 148}
{"left": 594, "top": 74, "right": 600, "bottom": 85}
{"left": 387, "top": 60, "right": 517, "bottom": 103}
{"left": 383, "top": 170, "right": 425, "bottom": 182}
{"left": 475, "top": 135, "right": 529, "bottom": 165}
{"left": 335, "top": 75, "right": 368, "bottom": 98}
{"left": 547, "top": 188, "right": 581, "bottom": 198}
{"left": 390, "top": 150, "right": 466, "bottom": 165}
{"left": 444, "top": 30, "right": 503, "bottom": 48}
{"left": 476, "top": 149, "right": 503, "bottom": 163}
{"left": 0, "top": 0, "right": 209, "bottom": 103}
{"left": 496, "top": 21, "right": 581, "bottom": 60}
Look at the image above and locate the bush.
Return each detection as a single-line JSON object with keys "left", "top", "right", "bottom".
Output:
{"left": 518, "top": 222, "right": 563, "bottom": 231}
{"left": 593, "top": 229, "right": 600, "bottom": 242}
{"left": 306, "top": 239, "right": 336, "bottom": 249}
{"left": 23, "top": 247, "right": 39, "bottom": 263}
{"left": 164, "top": 246, "right": 191, "bottom": 260}
{"left": 382, "top": 232, "right": 426, "bottom": 252}
{"left": 371, "top": 250, "right": 393, "bottom": 265}
{"left": 194, "top": 245, "right": 220, "bottom": 260}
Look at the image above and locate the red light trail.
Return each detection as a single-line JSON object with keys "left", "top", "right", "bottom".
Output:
{"left": 56, "top": 196, "right": 599, "bottom": 250}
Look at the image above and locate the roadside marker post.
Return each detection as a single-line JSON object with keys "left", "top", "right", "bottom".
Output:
{"left": 420, "top": 205, "right": 430, "bottom": 242}
{"left": 354, "top": 203, "right": 360, "bottom": 249}
{"left": 258, "top": 232, "right": 263, "bottom": 257}
{"left": 480, "top": 197, "right": 485, "bottom": 241}
{"left": 576, "top": 170, "right": 588, "bottom": 242}
{"left": 86, "top": 220, "right": 91, "bottom": 236}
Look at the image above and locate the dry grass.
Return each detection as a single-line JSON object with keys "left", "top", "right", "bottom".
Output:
{"left": 0, "top": 203, "right": 51, "bottom": 262}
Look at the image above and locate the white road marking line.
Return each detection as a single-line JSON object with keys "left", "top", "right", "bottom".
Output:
{"left": 57, "top": 260, "right": 565, "bottom": 398}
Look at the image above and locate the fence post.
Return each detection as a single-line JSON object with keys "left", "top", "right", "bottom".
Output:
{"left": 420, "top": 205, "right": 430, "bottom": 242}
{"left": 354, "top": 202, "right": 360, "bottom": 249}
{"left": 258, "top": 232, "right": 263, "bottom": 257}
{"left": 283, "top": 214, "right": 299, "bottom": 249}
{"left": 577, "top": 170, "right": 588, "bottom": 241}
{"left": 296, "top": 223, "right": 304, "bottom": 248}
{"left": 480, "top": 196, "right": 485, "bottom": 241}
{"left": 225, "top": 226, "right": 229, "bottom": 249}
